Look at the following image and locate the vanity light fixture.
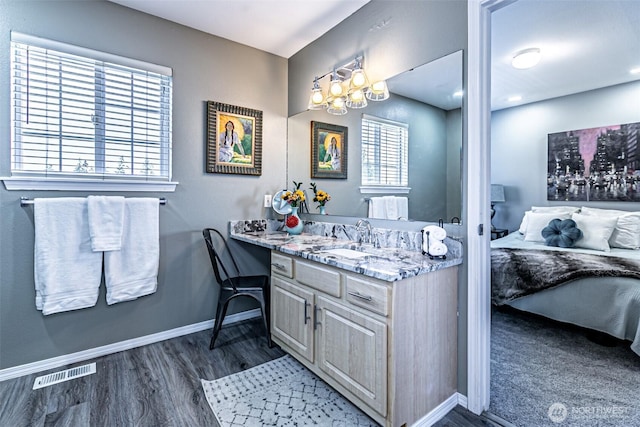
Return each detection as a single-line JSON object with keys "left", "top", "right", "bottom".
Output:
{"left": 511, "top": 47, "right": 542, "bottom": 70}
{"left": 307, "top": 77, "right": 328, "bottom": 110}
{"left": 308, "top": 55, "right": 388, "bottom": 115}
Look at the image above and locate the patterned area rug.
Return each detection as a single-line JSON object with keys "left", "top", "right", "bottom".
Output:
{"left": 201, "top": 355, "right": 378, "bottom": 426}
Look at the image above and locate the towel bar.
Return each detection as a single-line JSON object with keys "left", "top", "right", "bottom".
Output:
{"left": 20, "top": 197, "right": 167, "bottom": 206}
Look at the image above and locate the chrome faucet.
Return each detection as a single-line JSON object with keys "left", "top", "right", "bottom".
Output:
{"left": 355, "top": 219, "right": 373, "bottom": 245}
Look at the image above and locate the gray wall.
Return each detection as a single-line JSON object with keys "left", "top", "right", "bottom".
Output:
{"left": 288, "top": 0, "right": 469, "bottom": 393}
{"left": 0, "top": 0, "right": 287, "bottom": 369}
{"left": 491, "top": 80, "right": 640, "bottom": 233}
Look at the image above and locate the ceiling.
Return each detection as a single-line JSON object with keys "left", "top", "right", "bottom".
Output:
{"left": 108, "top": 0, "right": 370, "bottom": 59}
{"left": 108, "top": 0, "right": 640, "bottom": 112}
{"left": 491, "top": 0, "right": 640, "bottom": 111}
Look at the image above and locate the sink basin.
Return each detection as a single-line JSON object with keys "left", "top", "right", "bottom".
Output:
{"left": 323, "top": 248, "right": 369, "bottom": 259}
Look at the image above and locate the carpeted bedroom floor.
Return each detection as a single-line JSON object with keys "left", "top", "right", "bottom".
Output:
{"left": 489, "top": 307, "right": 640, "bottom": 427}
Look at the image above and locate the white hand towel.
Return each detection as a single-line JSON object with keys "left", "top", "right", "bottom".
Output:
{"left": 383, "top": 196, "right": 398, "bottom": 220}
{"left": 34, "top": 198, "right": 102, "bottom": 315}
{"left": 422, "top": 225, "right": 447, "bottom": 241}
{"left": 87, "top": 195, "right": 125, "bottom": 251}
{"left": 104, "top": 198, "right": 159, "bottom": 305}
{"left": 428, "top": 241, "right": 448, "bottom": 256}
{"left": 368, "top": 197, "right": 386, "bottom": 219}
{"left": 397, "top": 196, "right": 408, "bottom": 220}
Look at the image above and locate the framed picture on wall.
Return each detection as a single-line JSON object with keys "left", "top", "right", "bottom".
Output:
{"left": 547, "top": 121, "right": 640, "bottom": 202}
{"left": 311, "top": 121, "right": 348, "bottom": 179}
{"left": 206, "top": 101, "right": 263, "bottom": 175}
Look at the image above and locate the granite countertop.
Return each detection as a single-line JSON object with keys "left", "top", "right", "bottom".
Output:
{"left": 231, "top": 230, "right": 462, "bottom": 282}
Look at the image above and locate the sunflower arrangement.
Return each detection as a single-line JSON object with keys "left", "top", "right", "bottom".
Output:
{"left": 281, "top": 181, "right": 306, "bottom": 208}
{"left": 309, "top": 182, "right": 331, "bottom": 209}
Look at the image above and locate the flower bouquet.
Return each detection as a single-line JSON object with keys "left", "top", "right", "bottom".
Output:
{"left": 310, "top": 182, "right": 331, "bottom": 214}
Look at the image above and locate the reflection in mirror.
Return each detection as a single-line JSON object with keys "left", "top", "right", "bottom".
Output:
{"left": 287, "top": 50, "right": 463, "bottom": 223}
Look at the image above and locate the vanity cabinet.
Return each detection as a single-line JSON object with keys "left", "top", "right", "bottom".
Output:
{"left": 270, "top": 251, "right": 458, "bottom": 427}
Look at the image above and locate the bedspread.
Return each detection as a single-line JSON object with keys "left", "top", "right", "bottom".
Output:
{"left": 491, "top": 247, "right": 640, "bottom": 305}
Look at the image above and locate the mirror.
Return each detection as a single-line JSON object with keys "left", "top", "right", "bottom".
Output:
{"left": 287, "top": 50, "right": 463, "bottom": 222}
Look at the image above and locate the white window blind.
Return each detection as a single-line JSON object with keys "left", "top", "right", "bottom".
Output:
{"left": 361, "top": 114, "right": 409, "bottom": 187}
{"left": 9, "top": 32, "right": 173, "bottom": 187}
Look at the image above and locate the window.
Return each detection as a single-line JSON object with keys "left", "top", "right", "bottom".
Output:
{"left": 361, "top": 114, "right": 409, "bottom": 191}
{"left": 7, "top": 32, "right": 175, "bottom": 191}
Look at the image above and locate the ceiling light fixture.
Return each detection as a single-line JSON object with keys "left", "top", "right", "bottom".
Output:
{"left": 508, "top": 95, "right": 522, "bottom": 102}
{"left": 631, "top": 67, "right": 640, "bottom": 75}
{"left": 512, "top": 47, "right": 542, "bottom": 70}
{"left": 307, "top": 56, "right": 389, "bottom": 115}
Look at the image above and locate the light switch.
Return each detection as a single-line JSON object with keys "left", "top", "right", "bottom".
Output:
{"left": 264, "top": 194, "right": 272, "bottom": 208}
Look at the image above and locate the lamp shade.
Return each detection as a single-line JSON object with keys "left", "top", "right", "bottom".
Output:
{"left": 491, "top": 184, "right": 506, "bottom": 203}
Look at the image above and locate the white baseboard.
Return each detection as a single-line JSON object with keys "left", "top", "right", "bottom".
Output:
{"left": 412, "top": 392, "right": 468, "bottom": 426}
{"left": 457, "top": 392, "right": 468, "bottom": 409}
{"left": 0, "top": 308, "right": 261, "bottom": 383}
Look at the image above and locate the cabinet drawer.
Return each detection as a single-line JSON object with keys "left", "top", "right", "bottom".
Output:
{"left": 345, "top": 276, "right": 390, "bottom": 316}
{"left": 295, "top": 260, "right": 341, "bottom": 297}
{"left": 271, "top": 252, "right": 293, "bottom": 278}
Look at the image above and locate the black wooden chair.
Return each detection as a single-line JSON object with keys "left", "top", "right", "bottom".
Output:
{"left": 202, "top": 228, "right": 272, "bottom": 349}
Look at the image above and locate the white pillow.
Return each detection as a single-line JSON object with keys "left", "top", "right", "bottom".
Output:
{"left": 580, "top": 207, "right": 640, "bottom": 249}
{"left": 571, "top": 213, "right": 618, "bottom": 252}
{"left": 518, "top": 210, "right": 532, "bottom": 234}
{"left": 523, "top": 212, "right": 572, "bottom": 242}
{"left": 532, "top": 206, "right": 581, "bottom": 213}
{"left": 519, "top": 206, "right": 581, "bottom": 234}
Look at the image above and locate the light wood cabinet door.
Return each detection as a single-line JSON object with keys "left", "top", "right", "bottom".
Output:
{"left": 316, "top": 296, "right": 388, "bottom": 416}
{"left": 271, "top": 277, "right": 315, "bottom": 362}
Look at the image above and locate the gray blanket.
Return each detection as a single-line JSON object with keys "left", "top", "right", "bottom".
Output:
{"left": 491, "top": 248, "right": 640, "bottom": 305}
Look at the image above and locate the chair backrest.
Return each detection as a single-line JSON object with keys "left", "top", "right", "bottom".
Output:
{"left": 202, "top": 228, "right": 241, "bottom": 289}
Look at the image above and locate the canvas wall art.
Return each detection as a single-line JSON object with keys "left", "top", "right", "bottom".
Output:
{"left": 547, "top": 121, "right": 640, "bottom": 201}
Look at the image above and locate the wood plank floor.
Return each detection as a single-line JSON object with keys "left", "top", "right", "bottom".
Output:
{"left": 0, "top": 318, "right": 501, "bottom": 426}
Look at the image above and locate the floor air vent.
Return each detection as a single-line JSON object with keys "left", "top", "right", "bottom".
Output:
{"left": 33, "top": 362, "right": 96, "bottom": 390}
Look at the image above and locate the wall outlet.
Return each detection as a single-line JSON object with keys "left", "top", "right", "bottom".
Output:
{"left": 263, "top": 194, "right": 272, "bottom": 208}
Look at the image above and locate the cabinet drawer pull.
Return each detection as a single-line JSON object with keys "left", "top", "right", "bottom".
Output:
{"left": 314, "top": 305, "right": 321, "bottom": 330}
{"left": 348, "top": 291, "right": 373, "bottom": 301}
{"left": 271, "top": 262, "right": 286, "bottom": 271}
{"left": 304, "top": 300, "right": 311, "bottom": 324}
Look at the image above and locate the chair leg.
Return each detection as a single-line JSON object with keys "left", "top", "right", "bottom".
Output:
{"left": 258, "top": 297, "right": 273, "bottom": 348}
{"left": 210, "top": 299, "right": 230, "bottom": 350}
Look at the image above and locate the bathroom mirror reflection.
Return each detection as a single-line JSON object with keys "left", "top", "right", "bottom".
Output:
{"left": 287, "top": 50, "right": 463, "bottom": 223}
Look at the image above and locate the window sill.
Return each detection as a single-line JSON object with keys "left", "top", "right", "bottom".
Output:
{"left": 359, "top": 186, "right": 411, "bottom": 195}
{"left": 2, "top": 176, "right": 178, "bottom": 192}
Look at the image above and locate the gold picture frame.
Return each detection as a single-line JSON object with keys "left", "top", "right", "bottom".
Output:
{"left": 311, "top": 121, "right": 348, "bottom": 179}
{"left": 206, "top": 101, "right": 263, "bottom": 175}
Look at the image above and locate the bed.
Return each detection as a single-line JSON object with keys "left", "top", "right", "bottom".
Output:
{"left": 491, "top": 206, "right": 640, "bottom": 357}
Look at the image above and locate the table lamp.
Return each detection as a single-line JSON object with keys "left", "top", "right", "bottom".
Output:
{"left": 491, "top": 184, "right": 505, "bottom": 231}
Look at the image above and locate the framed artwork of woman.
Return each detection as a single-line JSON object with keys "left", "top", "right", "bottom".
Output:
{"left": 311, "top": 121, "right": 348, "bottom": 179}
{"left": 206, "top": 101, "right": 263, "bottom": 175}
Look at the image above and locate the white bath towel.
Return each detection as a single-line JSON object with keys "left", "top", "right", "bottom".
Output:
{"left": 422, "top": 225, "right": 447, "bottom": 241}
{"left": 368, "top": 197, "right": 386, "bottom": 219}
{"left": 87, "top": 195, "right": 125, "bottom": 251}
{"left": 104, "top": 198, "right": 159, "bottom": 305}
{"left": 382, "top": 196, "right": 408, "bottom": 220}
{"left": 428, "top": 241, "right": 448, "bottom": 257}
{"left": 34, "top": 198, "right": 102, "bottom": 315}
{"left": 383, "top": 196, "right": 398, "bottom": 220}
